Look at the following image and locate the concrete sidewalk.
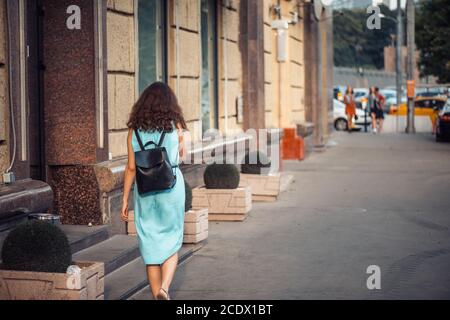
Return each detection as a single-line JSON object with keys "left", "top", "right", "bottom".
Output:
{"left": 131, "top": 132, "right": 450, "bottom": 300}
{"left": 382, "top": 115, "right": 433, "bottom": 133}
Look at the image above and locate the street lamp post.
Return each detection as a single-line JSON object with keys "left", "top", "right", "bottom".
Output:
{"left": 405, "top": 0, "right": 416, "bottom": 134}
{"left": 379, "top": 3, "right": 403, "bottom": 133}
{"left": 396, "top": 0, "right": 403, "bottom": 134}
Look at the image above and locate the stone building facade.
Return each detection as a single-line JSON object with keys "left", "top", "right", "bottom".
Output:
{"left": 0, "top": 0, "right": 333, "bottom": 233}
{"left": 263, "top": 0, "right": 305, "bottom": 129}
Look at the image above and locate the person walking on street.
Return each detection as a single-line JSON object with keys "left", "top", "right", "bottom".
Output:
{"left": 121, "top": 82, "right": 187, "bottom": 300}
{"left": 368, "top": 86, "right": 377, "bottom": 133}
{"left": 343, "top": 86, "right": 357, "bottom": 133}
{"left": 370, "top": 87, "right": 385, "bottom": 134}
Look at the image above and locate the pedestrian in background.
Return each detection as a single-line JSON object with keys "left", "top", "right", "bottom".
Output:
{"left": 121, "top": 82, "right": 187, "bottom": 300}
{"left": 368, "top": 86, "right": 377, "bottom": 133}
{"left": 343, "top": 86, "right": 357, "bottom": 133}
{"left": 370, "top": 87, "right": 385, "bottom": 134}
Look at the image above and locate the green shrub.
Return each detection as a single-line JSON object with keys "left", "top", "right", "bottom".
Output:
{"left": 1, "top": 220, "right": 72, "bottom": 273}
{"left": 185, "top": 180, "right": 193, "bottom": 212}
{"left": 241, "top": 151, "right": 271, "bottom": 175}
{"left": 204, "top": 164, "right": 240, "bottom": 189}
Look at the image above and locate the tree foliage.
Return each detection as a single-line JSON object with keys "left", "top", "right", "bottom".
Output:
{"left": 334, "top": 5, "right": 398, "bottom": 70}
{"left": 416, "top": 0, "right": 450, "bottom": 83}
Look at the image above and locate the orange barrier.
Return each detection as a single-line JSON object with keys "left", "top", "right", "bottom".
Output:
{"left": 281, "top": 128, "right": 305, "bottom": 161}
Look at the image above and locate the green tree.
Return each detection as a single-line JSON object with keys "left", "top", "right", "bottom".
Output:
{"left": 334, "top": 5, "right": 397, "bottom": 70}
{"left": 416, "top": 0, "right": 450, "bottom": 83}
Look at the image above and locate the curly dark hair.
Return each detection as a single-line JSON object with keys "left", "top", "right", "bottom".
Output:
{"left": 127, "top": 82, "right": 187, "bottom": 132}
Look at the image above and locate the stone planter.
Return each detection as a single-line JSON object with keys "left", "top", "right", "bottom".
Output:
{"left": 192, "top": 186, "right": 252, "bottom": 221}
{"left": 240, "top": 173, "right": 281, "bottom": 202}
{"left": 184, "top": 208, "right": 209, "bottom": 244}
{"left": 0, "top": 261, "right": 105, "bottom": 300}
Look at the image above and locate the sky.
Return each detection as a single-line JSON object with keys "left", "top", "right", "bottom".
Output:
{"left": 332, "top": 0, "right": 409, "bottom": 10}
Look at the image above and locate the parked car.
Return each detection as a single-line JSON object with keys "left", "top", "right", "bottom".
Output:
{"left": 389, "top": 97, "right": 448, "bottom": 122}
{"left": 416, "top": 87, "right": 448, "bottom": 99}
{"left": 334, "top": 86, "right": 345, "bottom": 102}
{"left": 333, "top": 99, "right": 371, "bottom": 131}
{"left": 385, "top": 95, "right": 407, "bottom": 113}
{"left": 436, "top": 102, "right": 450, "bottom": 142}
{"left": 378, "top": 89, "right": 401, "bottom": 114}
{"left": 353, "top": 88, "right": 369, "bottom": 109}
{"left": 380, "top": 89, "right": 397, "bottom": 100}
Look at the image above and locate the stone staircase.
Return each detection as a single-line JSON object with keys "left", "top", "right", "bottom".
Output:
{"left": 0, "top": 223, "right": 197, "bottom": 300}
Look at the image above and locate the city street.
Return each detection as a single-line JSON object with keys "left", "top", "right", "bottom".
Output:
{"left": 132, "top": 132, "right": 450, "bottom": 300}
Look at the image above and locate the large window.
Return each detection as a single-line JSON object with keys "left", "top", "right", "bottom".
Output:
{"left": 137, "top": 0, "right": 167, "bottom": 94}
{"left": 201, "top": 0, "right": 218, "bottom": 134}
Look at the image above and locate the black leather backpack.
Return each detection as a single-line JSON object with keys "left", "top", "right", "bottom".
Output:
{"left": 134, "top": 130, "right": 177, "bottom": 195}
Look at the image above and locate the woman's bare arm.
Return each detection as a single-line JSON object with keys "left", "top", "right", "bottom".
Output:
{"left": 121, "top": 128, "right": 136, "bottom": 221}
{"left": 177, "top": 123, "right": 187, "bottom": 161}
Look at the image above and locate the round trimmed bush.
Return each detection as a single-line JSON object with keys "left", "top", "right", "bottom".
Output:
{"left": 1, "top": 220, "right": 72, "bottom": 273}
{"left": 241, "top": 151, "right": 271, "bottom": 175}
{"left": 204, "top": 164, "right": 240, "bottom": 189}
{"left": 185, "top": 180, "right": 193, "bottom": 212}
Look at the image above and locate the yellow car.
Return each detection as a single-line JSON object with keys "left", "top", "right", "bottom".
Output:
{"left": 389, "top": 97, "right": 448, "bottom": 121}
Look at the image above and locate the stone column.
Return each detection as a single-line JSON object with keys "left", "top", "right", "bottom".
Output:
{"left": 304, "top": 2, "right": 333, "bottom": 149}
{"left": 240, "top": 0, "right": 265, "bottom": 131}
{"left": 303, "top": 3, "right": 315, "bottom": 125}
{"left": 42, "top": 0, "right": 108, "bottom": 225}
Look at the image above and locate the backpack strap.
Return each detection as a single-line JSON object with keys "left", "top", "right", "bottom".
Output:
{"left": 135, "top": 129, "right": 167, "bottom": 150}
{"left": 157, "top": 131, "right": 166, "bottom": 147}
{"left": 134, "top": 129, "right": 145, "bottom": 151}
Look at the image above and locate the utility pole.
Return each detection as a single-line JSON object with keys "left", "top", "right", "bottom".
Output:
{"left": 405, "top": 0, "right": 416, "bottom": 133}
{"left": 395, "top": 0, "right": 403, "bottom": 133}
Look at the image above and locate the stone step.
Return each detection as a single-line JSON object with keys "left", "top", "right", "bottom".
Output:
{"left": 0, "top": 212, "right": 29, "bottom": 233}
{"left": 60, "top": 225, "right": 110, "bottom": 254}
{"left": 0, "top": 224, "right": 110, "bottom": 262}
{"left": 104, "top": 256, "right": 146, "bottom": 301}
{"left": 0, "top": 180, "right": 53, "bottom": 227}
{"left": 72, "top": 235, "right": 140, "bottom": 275}
{"left": 105, "top": 244, "right": 201, "bottom": 300}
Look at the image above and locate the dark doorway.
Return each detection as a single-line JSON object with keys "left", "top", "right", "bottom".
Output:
{"left": 26, "top": 0, "right": 45, "bottom": 181}
{"left": 137, "top": 0, "right": 168, "bottom": 94}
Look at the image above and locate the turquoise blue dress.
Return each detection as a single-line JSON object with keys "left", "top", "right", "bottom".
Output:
{"left": 132, "top": 129, "right": 185, "bottom": 265}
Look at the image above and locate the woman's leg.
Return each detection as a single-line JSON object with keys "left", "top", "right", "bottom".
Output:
{"left": 146, "top": 265, "right": 162, "bottom": 298}
{"left": 347, "top": 114, "right": 353, "bottom": 131}
{"left": 371, "top": 113, "right": 377, "bottom": 131}
{"left": 432, "top": 118, "right": 437, "bottom": 135}
{"left": 161, "top": 252, "right": 179, "bottom": 293}
{"left": 378, "top": 117, "right": 384, "bottom": 133}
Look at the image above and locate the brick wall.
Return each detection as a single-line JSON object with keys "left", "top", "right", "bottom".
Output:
{"left": 263, "top": 0, "right": 306, "bottom": 129}
{"left": 0, "top": 0, "right": 9, "bottom": 182}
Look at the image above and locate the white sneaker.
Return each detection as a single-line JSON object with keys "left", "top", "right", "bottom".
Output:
{"left": 373, "top": 128, "right": 377, "bottom": 134}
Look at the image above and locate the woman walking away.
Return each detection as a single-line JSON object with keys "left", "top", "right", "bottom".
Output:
{"left": 121, "top": 82, "right": 187, "bottom": 300}
{"left": 371, "top": 87, "right": 385, "bottom": 134}
{"left": 368, "top": 86, "right": 378, "bottom": 133}
{"left": 343, "top": 86, "right": 357, "bottom": 133}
